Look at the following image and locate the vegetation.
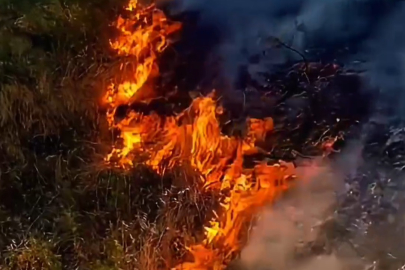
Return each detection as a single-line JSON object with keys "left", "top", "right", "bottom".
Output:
{"left": 0, "top": 1, "right": 209, "bottom": 269}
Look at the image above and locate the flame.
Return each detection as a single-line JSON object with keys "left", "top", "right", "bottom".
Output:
{"left": 104, "top": 1, "right": 296, "bottom": 269}
{"left": 104, "top": 0, "right": 181, "bottom": 164}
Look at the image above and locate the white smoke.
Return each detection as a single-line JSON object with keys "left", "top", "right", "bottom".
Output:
{"left": 241, "top": 162, "right": 338, "bottom": 270}
{"left": 239, "top": 153, "right": 363, "bottom": 270}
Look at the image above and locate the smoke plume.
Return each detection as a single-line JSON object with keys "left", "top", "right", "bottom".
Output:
{"left": 240, "top": 163, "right": 340, "bottom": 270}
{"left": 169, "top": 0, "right": 405, "bottom": 115}
{"left": 239, "top": 150, "right": 363, "bottom": 270}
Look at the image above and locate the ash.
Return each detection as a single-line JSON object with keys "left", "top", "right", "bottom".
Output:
{"left": 334, "top": 117, "right": 405, "bottom": 270}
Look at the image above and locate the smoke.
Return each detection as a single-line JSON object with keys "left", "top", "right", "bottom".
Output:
{"left": 357, "top": 3, "right": 405, "bottom": 117}
{"left": 240, "top": 164, "right": 341, "bottom": 270}
{"left": 169, "top": 0, "right": 405, "bottom": 115}
{"left": 235, "top": 135, "right": 405, "bottom": 270}
{"left": 239, "top": 151, "right": 363, "bottom": 270}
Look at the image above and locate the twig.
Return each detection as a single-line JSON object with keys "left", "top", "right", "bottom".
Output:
{"left": 263, "top": 36, "right": 310, "bottom": 83}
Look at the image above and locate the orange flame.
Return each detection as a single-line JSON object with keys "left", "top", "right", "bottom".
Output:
{"left": 104, "top": 0, "right": 181, "bottom": 163}
{"left": 104, "top": 1, "right": 296, "bottom": 269}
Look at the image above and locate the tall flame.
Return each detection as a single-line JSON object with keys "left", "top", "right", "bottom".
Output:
{"left": 104, "top": 1, "right": 296, "bottom": 269}
{"left": 103, "top": 0, "right": 181, "bottom": 165}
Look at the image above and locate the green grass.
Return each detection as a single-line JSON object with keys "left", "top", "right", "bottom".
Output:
{"left": 0, "top": 1, "right": 211, "bottom": 269}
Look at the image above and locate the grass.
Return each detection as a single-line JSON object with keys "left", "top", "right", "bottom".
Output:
{"left": 0, "top": 0, "right": 213, "bottom": 269}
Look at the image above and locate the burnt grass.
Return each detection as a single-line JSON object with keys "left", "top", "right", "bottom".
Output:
{"left": 1, "top": 1, "right": 405, "bottom": 270}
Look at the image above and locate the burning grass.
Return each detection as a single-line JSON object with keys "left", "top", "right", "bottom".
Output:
{"left": 102, "top": 2, "right": 299, "bottom": 268}
{"left": 0, "top": 0, "right": 297, "bottom": 268}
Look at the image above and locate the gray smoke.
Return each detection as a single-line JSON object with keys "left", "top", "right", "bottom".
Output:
{"left": 169, "top": 0, "right": 405, "bottom": 115}
{"left": 358, "top": 3, "right": 405, "bottom": 117}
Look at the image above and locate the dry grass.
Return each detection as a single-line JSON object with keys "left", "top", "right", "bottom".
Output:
{"left": 0, "top": 1, "right": 212, "bottom": 269}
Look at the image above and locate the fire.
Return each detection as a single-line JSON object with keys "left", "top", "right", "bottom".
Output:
{"left": 104, "top": 0, "right": 181, "bottom": 164}
{"left": 103, "top": 1, "right": 296, "bottom": 269}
